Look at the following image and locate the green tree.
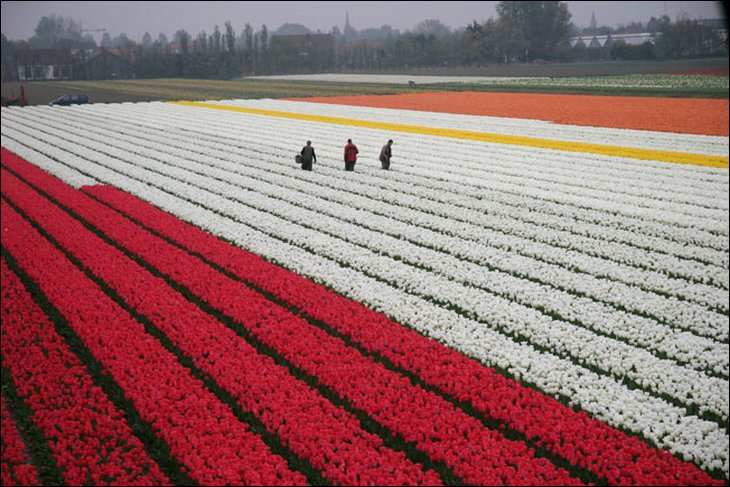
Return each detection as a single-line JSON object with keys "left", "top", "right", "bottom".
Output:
{"left": 260, "top": 24, "right": 268, "bottom": 73}
{"left": 29, "top": 14, "right": 86, "bottom": 48}
{"left": 224, "top": 21, "right": 236, "bottom": 77}
{"left": 195, "top": 31, "right": 208, "bottom": 53}
{"left": 495, "top": 1, "right": 572, "bottom": 60}
{"left": 1, "top": 34, "right": 19, "bottom": 81}
{"left": 224, "top": 21, "right": 235, "bottom": 52}
{"left": 244, "top": 23, "right": 254, "bottom": 72}
{"left": 211, "top": 25, "right": 222, "bottom": 53}
{"left": 413, "top": 19, "right": 451, "bottom": 38}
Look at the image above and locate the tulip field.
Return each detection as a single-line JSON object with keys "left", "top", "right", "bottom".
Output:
{"left": 1, "top": 89, "right": 728, "bottom": 485}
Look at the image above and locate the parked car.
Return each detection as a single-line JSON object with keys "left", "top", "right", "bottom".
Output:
{"left": 48, "top": 94, "right": 91, "bottom": 106}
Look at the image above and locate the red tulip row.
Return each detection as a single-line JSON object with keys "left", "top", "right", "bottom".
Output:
{"left": 1, "top": 152, "right": 582, "bottom": 484}
{"left": 0, "top": 198, "right": 306, "bottom": 485}
{"left": 75, "top": 172, "right": 723, "bottom": 486}
{"left": 1, "top": 396, "right": 40, "bottom": 486}
{"left": 1, "top": 259, "right": 169, "bottom": 486}
{"left": 1, "top": 166, "right": 439, "bottom": 486}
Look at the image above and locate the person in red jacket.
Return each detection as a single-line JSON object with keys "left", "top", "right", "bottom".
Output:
{"left": 344, "top": 139, "right": 359, "bottom": 171}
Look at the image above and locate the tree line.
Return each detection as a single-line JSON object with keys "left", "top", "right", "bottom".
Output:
{"left": 2, "top": 1, "right": 727, "bottom": 82}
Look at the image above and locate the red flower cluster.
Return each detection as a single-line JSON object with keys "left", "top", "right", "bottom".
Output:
{"left": 0, "top": 182, "right": 306, "bottom": 485}
{"left": 1, "top": 396, "right": 40, "bottom": 486}
{"left": 2, "top": 260, "right": 169, "bottom": 486}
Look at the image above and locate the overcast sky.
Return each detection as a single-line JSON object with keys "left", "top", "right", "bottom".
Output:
{"left": 1, "top": 1, "right": 726, "bottom": 42}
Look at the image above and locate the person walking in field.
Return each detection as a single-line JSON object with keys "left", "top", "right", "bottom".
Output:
{"left": 300, "top": 140, "right": 316, "bottom": 171}
{"left": 344, "top": 138, "right": 359, "bottom": 171}
{"left": 379, "top": 139, "right": 393, "bottom": 170}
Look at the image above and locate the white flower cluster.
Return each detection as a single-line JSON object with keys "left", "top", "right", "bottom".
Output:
{"left": 1, "top": 100, "right": 728, "bottom": 476}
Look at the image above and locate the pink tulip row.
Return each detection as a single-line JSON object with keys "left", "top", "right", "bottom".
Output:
{"left": 1, "top": 151, "right": 581, "bottom": 485}
{"left": 1, "top": 259, "right": 169, "bottom": 486}
{"left": 78, "top": 176, "right": 724, "bottom": 486}
{"left": 1, "top": 162, "right": 439, "bottom": 485}
{"left": 1, "top": 148, "right": 722, "bottom": 485}
{"left": 0, "top": 184, "right": 307, "bottom": 485}
{"left": 1, "top": 396, "right": 40, "bottom": 486}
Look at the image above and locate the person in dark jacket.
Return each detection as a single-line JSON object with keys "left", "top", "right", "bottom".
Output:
{"left": 300, "top": 140, "right": 316, "bottom": 170}
{"left": 379, "top": 139, "right": 393, "bottom": 170}
{"left": 344, "top": 139, "right": 359, "bottom": 171}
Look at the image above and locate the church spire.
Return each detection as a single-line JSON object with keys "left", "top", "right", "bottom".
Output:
{"left": 343, "top": 11, "right": 356, "bottom": 42}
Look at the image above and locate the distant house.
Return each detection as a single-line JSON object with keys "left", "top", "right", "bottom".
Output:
{"left": 16, "top": 49, "right": 74, "bottom": 81}
{"left": 77, "top": 49, "right": 133, "bottom": 80}
{"left": 610, "top": 32, "right": 654, "bottom": 46}
{"left": 570, "top": 32, "right": 654, "bottom": 49}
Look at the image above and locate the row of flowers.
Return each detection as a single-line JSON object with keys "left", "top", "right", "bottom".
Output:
{"left": 1, "top": 396, "right": 40, "bottom": 486}
{"left": 84, "top": 179, "right": 726, "bottom": 487}
{"left": 7, "top": 108, "right": 727, "bottom": 405}
{"left": 4, "top": 149, "right": 722, "bottom": 485}
{"left": 0, "top": 192, "right": 307, "bottom": 485}
{"left": 1, "top": 259, "right": 169, "bottom": 485}
{"left": 2, "top": 125, "right": 727, "bottom": 479}
{"left": 1, "top": 101, "right": 728, "bottom": 478}
{"left": 1, "top": 160, "right": 442, "bottom": 486}
{"left": 6, "top": 105, "right": 728, "bottom": 328}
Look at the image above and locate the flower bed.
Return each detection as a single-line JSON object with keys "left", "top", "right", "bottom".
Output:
{"left": 1, "top": 92, "right": 727, "bottom": 485}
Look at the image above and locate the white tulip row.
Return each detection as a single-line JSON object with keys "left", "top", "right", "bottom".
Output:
{"left": 11, "top": 104, "right": 730, "bottom": 366}
{"left": 9, "top": 104, "right": 729, "bottom": 339}
{"left": 2, "top": 103, "right": 728, "bottom": 475}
